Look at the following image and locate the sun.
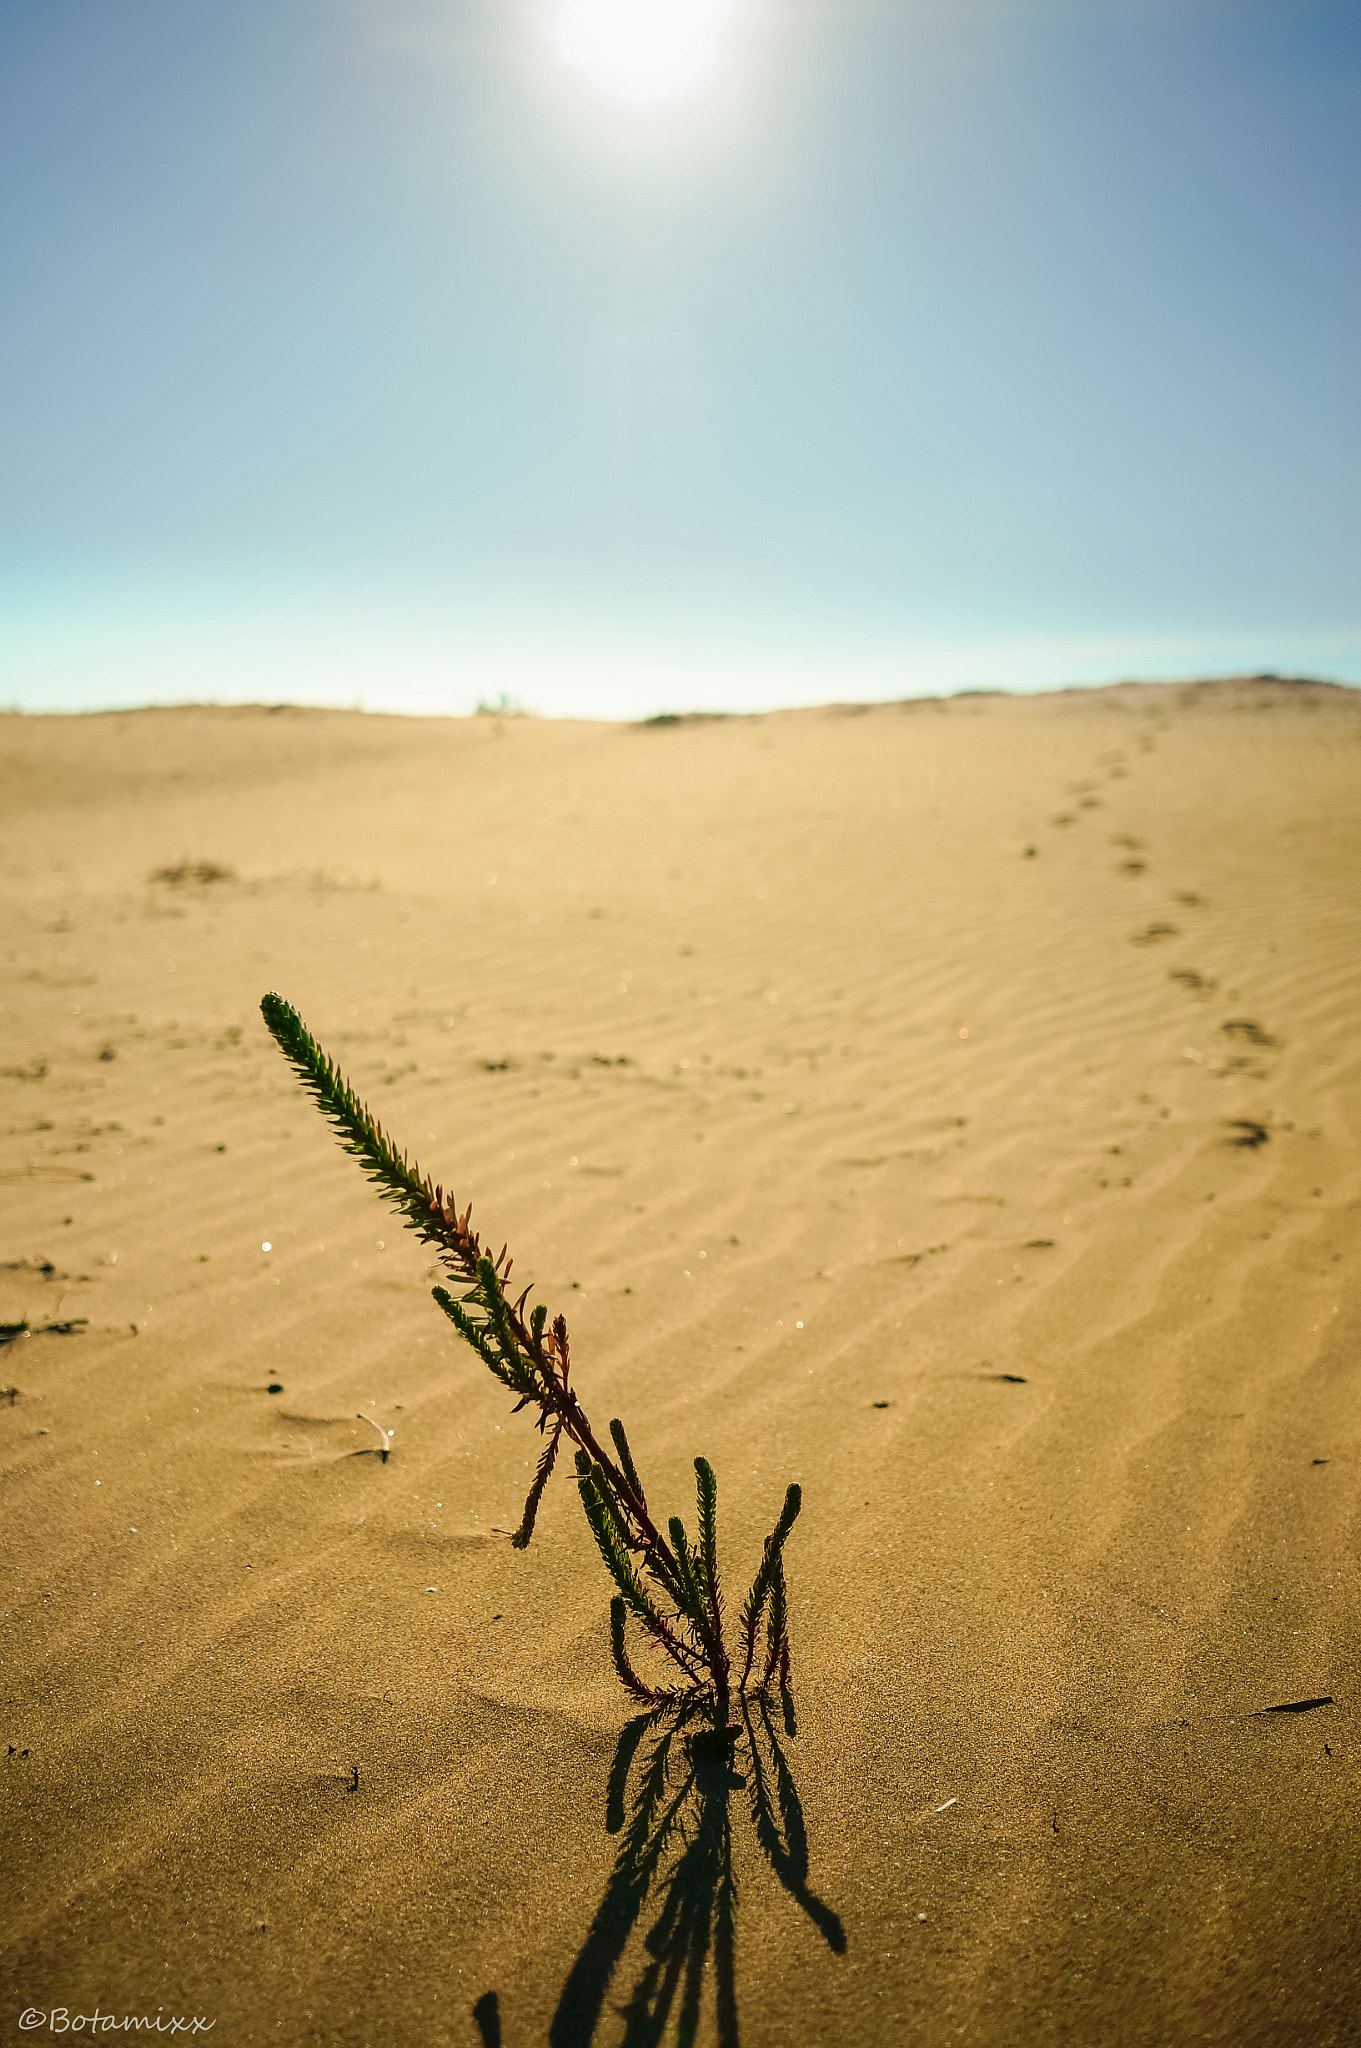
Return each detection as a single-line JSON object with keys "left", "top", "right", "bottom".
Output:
{"left": 549, "top": 0, "right": 732, "bottom": 104}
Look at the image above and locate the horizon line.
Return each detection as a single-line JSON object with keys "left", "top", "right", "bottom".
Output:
{"left": 6, "top": 668, "right": 1355, "bottom": 725}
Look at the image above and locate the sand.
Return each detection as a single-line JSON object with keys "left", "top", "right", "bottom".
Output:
{"left": 2, "top": 677, "right": 1359, "bottom": 2047}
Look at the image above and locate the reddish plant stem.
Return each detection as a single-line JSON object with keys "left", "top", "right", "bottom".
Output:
{"left": 427, "top": 1194, "right": 713, "bottom": 1687}
{"left": 424, "top": 1189, "right": 739, "bottom": 1696}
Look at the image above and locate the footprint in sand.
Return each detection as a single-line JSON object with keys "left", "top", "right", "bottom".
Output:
{"left": 1169, "top": 969, "right": 1216, "bottom": 996}
{"left": 1221, "top": 1018, "right": 1279, "bottom": 1049}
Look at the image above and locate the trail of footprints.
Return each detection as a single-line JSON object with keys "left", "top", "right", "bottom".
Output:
{"left": 1031, "top": 717, "right": 1286, "bottom": 1145}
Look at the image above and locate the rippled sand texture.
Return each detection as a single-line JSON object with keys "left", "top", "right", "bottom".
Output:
{"left": 3, "top": 678, "right": 1359, "bottom": 2047}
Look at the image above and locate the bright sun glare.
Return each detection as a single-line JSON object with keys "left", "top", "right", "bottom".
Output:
{"left": 550, "top": 0, "right": 731, "bottom": 103}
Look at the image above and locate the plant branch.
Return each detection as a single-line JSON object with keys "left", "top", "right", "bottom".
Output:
{"left": 260, "top": 991, "right": 804, "bottom": 1717}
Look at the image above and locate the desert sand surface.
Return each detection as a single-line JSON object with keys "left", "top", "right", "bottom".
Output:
{"left": 2, "top": 677, "right": 1360, "bottom": 2048}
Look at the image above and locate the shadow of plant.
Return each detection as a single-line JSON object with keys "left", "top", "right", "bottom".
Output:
{"left": 546, "top": 1690, "right": 845, "bottom": 2047}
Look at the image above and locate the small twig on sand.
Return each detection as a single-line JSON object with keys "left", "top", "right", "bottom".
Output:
{"left": 1, "top": 1318, "right": 87, "bottom": 1350}
{"left": 357, "top": 1412, "right": 392, "bottom": 1462}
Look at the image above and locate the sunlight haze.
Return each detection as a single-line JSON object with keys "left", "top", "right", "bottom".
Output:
{"left": 1, "top": 0, "right": 1356, "bottom": 714}
{"left": 549, "top": 0, "right": 738, "bottom": 103}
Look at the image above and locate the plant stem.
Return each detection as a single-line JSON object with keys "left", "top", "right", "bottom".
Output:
{"left": 260, "top": 991, "right": 802, "bottom": 1715}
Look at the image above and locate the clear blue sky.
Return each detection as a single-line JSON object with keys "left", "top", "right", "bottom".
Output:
{"left": 2, "top": 0, "right": 1357, "bottom": 716}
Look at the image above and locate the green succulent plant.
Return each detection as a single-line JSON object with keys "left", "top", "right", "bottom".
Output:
{"left": 261, "top": 993, "right": 802, "bottom": 1721}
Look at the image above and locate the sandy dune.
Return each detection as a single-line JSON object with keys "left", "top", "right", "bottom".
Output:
{"left": 2, "top": 678, "right": 1359, "bottom": 2046}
